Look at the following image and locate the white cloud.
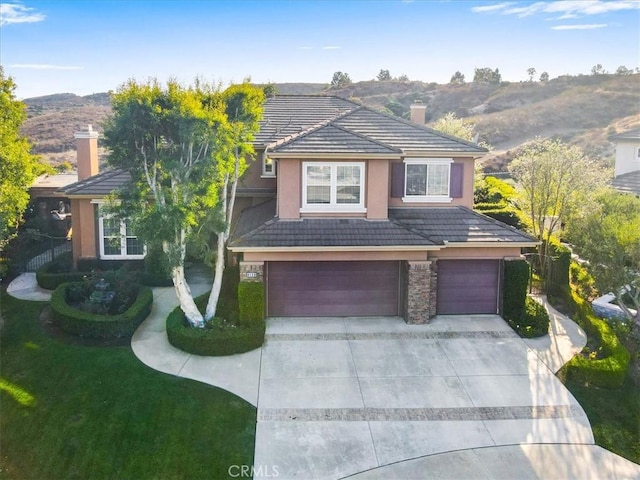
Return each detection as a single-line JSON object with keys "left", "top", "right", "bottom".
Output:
{"left": 0, "top": 3, "right": 45, "bottom": 26}
{"left": 322, "top": 46, "right": 341, "bottom": 50}
{"left": 297, "top": 46, "right": 313, "bottom": 50}
{"left": 473, "top": 0, "right": 640, "bottom": 18}
{"left": 10, "top": 64, "right": 84, "bottom": 70}
{"left": 552, "top": 23, "right": 608, "bottom": 30}
{"left": 471, "top": 2, "right": 514, "bottom": 13}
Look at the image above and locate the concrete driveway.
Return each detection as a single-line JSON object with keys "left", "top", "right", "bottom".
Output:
{"left": 254, "top": 315, "right": 596, "bottom": 479}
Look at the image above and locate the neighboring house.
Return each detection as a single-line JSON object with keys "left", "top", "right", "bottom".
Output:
{"left": 62, "top": 96, "right": 538, "bottom": 323}
{"left": 609, "top": 128, "right": 640, "bottom": 195}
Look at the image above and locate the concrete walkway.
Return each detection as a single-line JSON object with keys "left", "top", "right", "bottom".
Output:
{"left": 6, "top": 273, "right": 640, "bottom": 479}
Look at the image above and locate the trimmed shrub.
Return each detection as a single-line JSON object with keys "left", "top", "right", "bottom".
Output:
{"left": 503, "top": 260, "right": 530, "bottom": 320}
{"left": 51, "top": 282, "right": 153, "bottom": 339}
{"left": 505, "top": 296, "right": 550, "bottom": 338}
{"left": 166, "top": 293, "right": 265, "bottom": 356}
{"left": 141, "top": 243, "right": 173, "bottom": 287}
{"left": 77, "top": 258, "right": 144, "bottom": 273}
{"left": 563, "top": 290, "right": 630, "bottom": 388}
{"left": 546, "top": 236, "right": 571, "bottom": 296}
{"left": 36, "top": 253, "right": 84, "bottom": 290}
{"left": 238, "top": 282, "right": 264, "bottom": 325}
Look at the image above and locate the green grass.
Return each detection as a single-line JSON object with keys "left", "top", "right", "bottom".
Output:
{"left": 0, "top": 292, "right": 256, "bottom": 480}
{"left": 563, "top": 377, "right": 640, "bottom": 464}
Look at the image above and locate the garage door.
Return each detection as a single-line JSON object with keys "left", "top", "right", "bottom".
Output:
{"left": 437, "top": 260, "right": 501, "bottom": 314}
{"left": 267, "top": 261, "right": 400, "bottom": 317}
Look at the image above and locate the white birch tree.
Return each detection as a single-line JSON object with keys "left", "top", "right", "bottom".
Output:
{"left": 103, "top": 79, "right": 263, "bottom": 327}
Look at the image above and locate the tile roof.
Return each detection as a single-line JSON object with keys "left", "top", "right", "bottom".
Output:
{"left": 609, "top": 129, "right": 640, "bottom": 141}
{"left": 612, "top": 171, "right": 640, "bottom": 195}
{"left": 260, "top": 96, "right": 487, "bottom": 155}
{"left": 255, "top": 95, "right": 358, "bottom": 145}
{"left": 229, "top": 202, "right": 537, "bottom": 249}
{"left": 271, "top": 123, "right": 402, "bottom": 154}
{"left": 60, "top": 169, "right": 131, "bottom": 196}
{"left": 389, "top": 207, "right": 538, "bottom": 244}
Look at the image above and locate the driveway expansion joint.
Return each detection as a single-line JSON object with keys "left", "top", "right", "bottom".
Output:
{"left": 257, "top": 405, "right": 585, "bottom": 422}
{"left": 265, "top": 330, "right": 518, "bottom": 341}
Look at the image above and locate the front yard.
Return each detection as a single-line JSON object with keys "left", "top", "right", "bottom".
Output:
{"left": 0, "top": 292, "right": 256, "bottom": 479}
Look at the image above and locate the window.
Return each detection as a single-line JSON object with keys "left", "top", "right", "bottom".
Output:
{"left": 262, "top": 153, "right": 276, "bottom": 177}
{"left": 302, "top": 162, "right": 365, "bottom": 212}
{"left": 403, "top": 158, "right": 453, "bottom": 202}
{"left": 99, "top": 216, "right": 145, "bottom": 259}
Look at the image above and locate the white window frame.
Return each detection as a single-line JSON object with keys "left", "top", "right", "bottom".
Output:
{"left": 262, "top": 152, "right": 276, "bottom": 177}
{"left": 98, "top": 215, "right": 146, "bottom": 260}
{"left": 301, "top": 161, "right": 366, "bottom": 213}
{"left": 402, "top": 158, "right": 453, "bottom": 203}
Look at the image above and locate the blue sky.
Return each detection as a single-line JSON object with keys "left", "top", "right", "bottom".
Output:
{"left": 1, "top": 0, "right": 639, "bottom": 98}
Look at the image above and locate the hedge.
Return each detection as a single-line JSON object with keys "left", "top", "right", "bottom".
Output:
{"left": 545, "top": 237, "right": 571, "bottom": 296}
{"left": 238, "top": 282, "right": 264, "bottom": 325}
{"left": 563, "top": 290, "right": 630, "bottom": 388}
{"left": 503, "top": 260, "right": 530, "bottom": 321}
{"left": 166, "top": 293, "right": 265, "bottom": 356}
{"left": 51, "top": 282, "right": 153, "bottom": 339}
{"left": 36, "top": 254, "right": 86, "bottom": 290}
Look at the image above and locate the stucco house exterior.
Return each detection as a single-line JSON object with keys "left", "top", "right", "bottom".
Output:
{"left": 62, "top": 96, "right": 537, "bottom": 323}
{"left": 609, "top": 128, "right": 640, "bottom": 195}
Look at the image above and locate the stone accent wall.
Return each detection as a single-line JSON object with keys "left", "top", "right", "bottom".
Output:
{"left": 406, "top": 260, "right": 433, "bottom": 324}
{"left": 240, "top": 261, "right": 264, "bottom": 283}
{"left": 428, "top": 259, "right": 438, "bottom": 319}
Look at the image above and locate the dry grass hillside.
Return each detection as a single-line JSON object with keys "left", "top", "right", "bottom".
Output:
{"left": 21, "top": 75, "right": 640, "bottom": 171}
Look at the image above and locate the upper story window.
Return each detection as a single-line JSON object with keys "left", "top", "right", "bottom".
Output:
{"left": 301, "top": 162, "right": 366, "bottom": 212}
{"left": 403, "top": 158, "right": 453, "bottom": 203}
{"left": 98, "top": 214, "right": 145, "bottom": 260}
{"left": 262, "top": 153, "right": 276, "bottom": 177}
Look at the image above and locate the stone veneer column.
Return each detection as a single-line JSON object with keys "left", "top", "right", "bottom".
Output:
{"left": 239, "top": 261, "right": 264, "bottom": 283}
{"left": 406, "top": 260, "right": 433, "bottom": 324}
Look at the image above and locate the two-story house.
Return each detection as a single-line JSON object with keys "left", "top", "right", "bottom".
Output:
{"left": 62, "top": 95, "right": 537, "bottom": 324}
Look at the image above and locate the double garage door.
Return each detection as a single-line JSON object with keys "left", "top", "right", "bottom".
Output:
{"left": 265, "top": 259, "right": 501, "bottom": 317}
{"left": 266, "top": 261, "right": 400, "bottom": 317}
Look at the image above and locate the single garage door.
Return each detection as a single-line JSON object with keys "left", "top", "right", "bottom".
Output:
{"left": 267, "top": 261, "right": 400, "bottom": 317}
{"left": 437, "top": 260, "right": 501, "bottom": 315}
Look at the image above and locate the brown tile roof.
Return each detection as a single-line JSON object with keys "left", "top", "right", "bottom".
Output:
{"left": 389, "top": 207, "right": 538, "bottom": 244}
{"left": 612, "top": 171, "right": 640, "bottom": 195}
{"left": 60, "top": 169, "right": 131, "bottom": 196}
{"left": 229, "top": 202, "right": 537, "bottom": 249}
{"left": 260, "top": 96, "right": 487, "bottom": 155}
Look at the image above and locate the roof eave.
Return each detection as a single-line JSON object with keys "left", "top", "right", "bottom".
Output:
{"left": 401, "top": 150, "right": 486, "bottom": 158}
{"left": 228, "top": 245, "right": 441, "bottom": 253}
{"left": 442, "top": 240, "right": 541, "bottom": 248}
{"left": 268, "top": 152, "right": 403, "bottom": 159}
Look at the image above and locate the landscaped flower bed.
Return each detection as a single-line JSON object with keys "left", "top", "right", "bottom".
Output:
{"left": 51, "top": 271, "right": 153, "bottom": 339}
{"left": 166, "top": 293, "right": 265, "bottom": 356}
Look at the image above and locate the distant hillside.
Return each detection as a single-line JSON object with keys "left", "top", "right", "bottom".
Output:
{"left": 21, "top": 75, "right": 640, "bottom": 171}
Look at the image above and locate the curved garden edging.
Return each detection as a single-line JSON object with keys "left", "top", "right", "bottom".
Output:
{"left": 51, "top": 282, "right": 153, "bottom": 338}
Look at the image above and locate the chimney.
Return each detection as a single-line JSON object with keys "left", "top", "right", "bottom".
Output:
{"left": 410, "top": 100, "right": 426, "bottom": 125}
{"left": 74, "top": 124, "right": 99, "bottom": 180}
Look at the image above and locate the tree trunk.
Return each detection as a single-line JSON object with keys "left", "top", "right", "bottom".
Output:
{"left": 204, "top": 233, "right": 226, "bottom": 321}
{"left": 172, "top": 265, "right": 205, "bottom": 328}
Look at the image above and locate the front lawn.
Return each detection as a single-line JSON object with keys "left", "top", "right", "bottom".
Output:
{"left": 564, "top": 377, "right": 640, "bottom": 464}
{"left": 0, "top": 292, "right": 256, "bottom": 480}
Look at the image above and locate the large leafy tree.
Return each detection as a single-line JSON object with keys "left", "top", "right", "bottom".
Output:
{"left": 509, "top": 138, "right": 606, "bottom": 273}
{"left": 103, "top": 79, "right": 263, "bottom": 327}
{"left": 432, "top": 112, "right": 490, "bottom": 150}
{"left": 0, "top": 67, "right": 48, "bottom": 251}
{"left": 330, "top": 71, "right": 351, "bottom": 88}
{"left": 568, "top": 190, "right": 640, "bottom": 326}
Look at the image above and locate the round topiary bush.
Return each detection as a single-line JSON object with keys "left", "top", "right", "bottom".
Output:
{"left": 51, "top": 282, "right": 153, "bottom": 339}
{"left": 166, "top": 294, "right": 265, "bottom": 356}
